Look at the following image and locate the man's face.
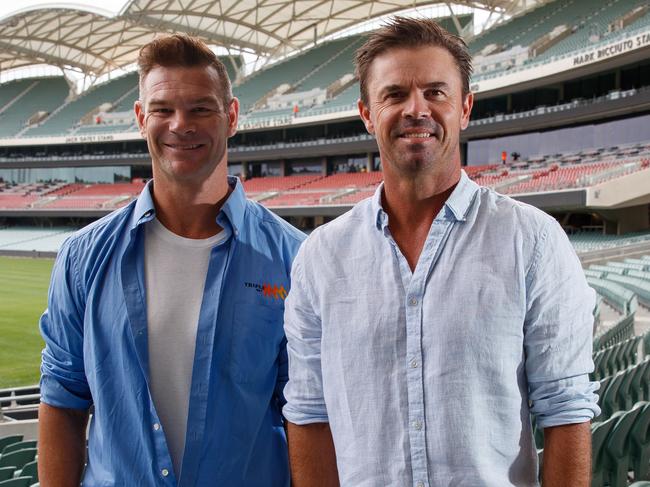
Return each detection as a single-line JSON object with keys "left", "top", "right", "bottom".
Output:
{"left": 135, "top": 65, "right": 238, "bottom": 185}
{"left": 358, "top": 45, "right": 473, "bottom": 180}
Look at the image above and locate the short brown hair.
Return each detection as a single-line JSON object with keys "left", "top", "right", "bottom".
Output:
{"left": 137, "top": 34, "right": 232, "bottom": 108}
{"left": 355, "top": 16, "right": 473, "bottom": 104}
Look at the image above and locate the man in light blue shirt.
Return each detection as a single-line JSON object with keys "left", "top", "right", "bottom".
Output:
{"left": 283, "top": 17, "right": 599, "bottom": 487}
{"left": 38, "top": 35, "right": 304, "bottom": 486}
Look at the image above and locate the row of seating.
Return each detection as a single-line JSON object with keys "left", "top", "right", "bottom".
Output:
{"left": 591, "top": 400, "right": 650, "bottom": 487}
{"left": 594, "top": 313, "right": 636, "bottom": 351}
{"left": 598, "top": 357, "right": 650, "bottom": 420}
{"left": 592, "top": 335, "right": 642, "bottom": 380}
{"left": 0, "top": 435, "right": 37, "bottom": 487}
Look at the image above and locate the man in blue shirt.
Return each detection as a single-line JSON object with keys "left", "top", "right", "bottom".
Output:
{"left": 283, "top": 17, "right": 599, "bottom": 487}
{"left": 38, "top": 35, "right": 304, "bottom": 486}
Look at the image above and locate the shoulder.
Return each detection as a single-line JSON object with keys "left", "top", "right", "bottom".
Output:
{"left": 62, "top": 202, "right": 133, "bottom": 252}
{"left": 297, "top": 197, "right": 373, "bottom": 261}
{"left": 474, "top": 185, "right": 559, "bottom": 238}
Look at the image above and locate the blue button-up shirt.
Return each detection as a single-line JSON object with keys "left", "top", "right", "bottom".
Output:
{"left": 40, "top": 177, "right": 305, "bottom": 486}
{"left": 283, "top": 171, "right": 599, "bottom": 487}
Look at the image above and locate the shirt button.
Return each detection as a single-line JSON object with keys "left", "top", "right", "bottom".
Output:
{"left": 416, "top": 482, "right": 425, "bottom": 487}
{"left": 409, "top": 297, "right": 418, "bottom": 306}
{"left": 153, "top": 423, "right": 160, "bottom": 431}
{"left": 410, "top": 359, "right": 419, "bottom": 368}
{"left": 161, "top": 468, "right": 169, "bottom": 477}
{"left": 412, "top": 419, "right": 422, "bottom": 430}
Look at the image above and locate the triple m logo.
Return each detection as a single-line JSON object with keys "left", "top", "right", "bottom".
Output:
{"left": 263, "top": 283, "right": 287, "bottom": 300}
{"left": 244, "top": 281, "right": 287, "bottom": 300}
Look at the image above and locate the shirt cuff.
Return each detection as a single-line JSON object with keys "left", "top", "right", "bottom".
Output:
{"left": 282, "top": 403, "right": 329, "bottom": 425}
{"left": 529, "top": 375, "right": 600, "bottom": 428}
{"left": 40, "top": 373, "right": 92, "bottom": 410}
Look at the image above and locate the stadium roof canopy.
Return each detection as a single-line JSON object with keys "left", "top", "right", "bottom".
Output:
{"left": 0, "top": 0, "right": 545, "bottom": 78}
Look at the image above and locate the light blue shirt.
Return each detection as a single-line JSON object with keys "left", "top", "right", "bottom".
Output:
{"left": 40, "top": 177, "right": 305, "bottom": 486}
{"left": 283, "top": 171, "right": 599, "bottom": 487}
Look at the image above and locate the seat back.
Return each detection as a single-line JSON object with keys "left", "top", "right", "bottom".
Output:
{"left": 631, "top": 401, "right": 650, "bottom": 446}
{"left": 606, "top": 406, "right": 643, "bottom": 457}
{"left": 0, "top": 449, "right": 37, "bottom": 470}
{"left": 1, "top": 442, "right": 37, "bottom": 456}
{"left": 602, "top": 370, "right": 626, "bottom": 418}
{"left": 0, "top": 477, "right": 33, "bottom": 487}
{"left": 0, "top": 440, "right": 20, "bottom": 458}
{"left": 16, "top": 460, "right": 37, "bottom": 484}
{"left": 0, "top": 468, "right": 15, "bottom": 482}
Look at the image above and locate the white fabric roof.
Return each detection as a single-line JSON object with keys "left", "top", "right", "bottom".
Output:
{"left": 0, "top": 0, "right": 543, "bottom": 77}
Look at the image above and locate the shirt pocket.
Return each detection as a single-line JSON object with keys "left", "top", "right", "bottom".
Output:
{"left": 230, "top": 300, "right": 285, "bottom": 384}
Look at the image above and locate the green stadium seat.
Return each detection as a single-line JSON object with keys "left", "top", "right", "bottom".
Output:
{"left": 0, "top": 477, "right": 32, "bottom": 487}
{"left": 597, "top": 375, "right": 612, "bottom": 411}
{"left": 0, "top": 440, "right": 20, "bottom": 458}
{"left": 0, "top": 450, "right": 36, "bottom": 470}
{"left": 617, "top": 366, "right": 637, "bottom": 412}
{"left": 1, "top": 443, "right": 36, "bottom": 456}
{"left": 592, "top": 415, "right": 618, "bottom": 487}
{"left": 631, "top": 358, "right": 650, "bottom": 404}
{"left": 630, "top": 482, "right": 650, "bottom": 487}
{"left": 631, "top": 402, "right": 650, "bottom": 481}
{"left": 602, "top": 370, "right": 626, "bottom": 419}
{"left": 14, "top": 460, "right": 37, "bottom": 484}
{"left": 645, "top": 331, "right": 650, "bottom": 357}
{"left": 0, "top": 468, "right": 15, "bottom": 482}
{"left": 644, "top": 359, "right": 650, "bottom": 401}
{"left": 604, "top": 405, "right": 644, "bottom": 487}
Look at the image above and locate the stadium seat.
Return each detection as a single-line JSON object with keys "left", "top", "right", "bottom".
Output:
{"left": 0, "top": 469, "right": 15, "bottom": 482}
{"left": 0, "top": 477, "right": 32, "bottom": 487}
{"left": 631, "top": 358, "right": 650, "bottom": 404}
{"left": 0, "top": 450, "right": 36, "bottom": 470}
{"left": 617, "top": 366, "right": 637, "bottom": 412}
{"left": 0, "top": 443, "right": 36, "bottom": 456}
{"left": 13, "top": 460, "right": 37, "bottom": 485}
{"left": 601, "top": 370, "right": 626, "bottom": 419}
{"left": 591, "top": 415, "right": 618, "bottom": 487}
{"left": 631, "top": 402, "right": 650, "bottom": 481}
{"left": 604, "top": 405, "right": 644, "bottom": 487}
{"left": 630, "top": 482, "right": 650, "bottom": 487}
{"left": 0, "top": 440, "right": 21, "bottom": 457}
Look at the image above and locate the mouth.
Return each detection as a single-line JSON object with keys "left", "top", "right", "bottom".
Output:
{"left": 398, "top": 132, "right": 434, "bottom": 139}
{"left": 164, "top": 143, "right": 204, "bottom": 150}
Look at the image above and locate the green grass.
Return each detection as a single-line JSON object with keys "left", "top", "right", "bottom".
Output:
{"left": 0, "top": 256, "right": 54, "bottom": 388}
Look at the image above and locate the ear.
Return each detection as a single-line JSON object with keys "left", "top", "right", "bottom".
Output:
{"left": 227, "top": 97, "right": 239, "bottom": 137}
{"left": 358, "top": 98, "right": 375, "bottom": 135}
{"left": 460, "top": 92, "right": 474, "bottom": 131}
{"left": 134, "top": 100, "right": 146, "bottom": 138}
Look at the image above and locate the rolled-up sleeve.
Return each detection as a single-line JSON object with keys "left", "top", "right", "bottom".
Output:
{"left": 39, "top": 239, "right": 92, "bottom": 410}
{"left": 282, "top": 246, "right": 329, "bottom": 425}
{"left": 524, "top": 219, "right": 600, "bottom": 428}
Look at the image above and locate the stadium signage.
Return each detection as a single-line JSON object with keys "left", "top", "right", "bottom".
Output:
{"left": 573, "top": 32, "right": 650, "bottom": 66}
{"left": 64, "top": 135, "right": 116, "bottom": 143}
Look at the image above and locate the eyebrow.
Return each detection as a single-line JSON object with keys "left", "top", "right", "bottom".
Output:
{"left": 147, "top": 96, "right": 220, "bottom": 106}
{"left": 379, "top": 81, "right": 449, "bottom": 95}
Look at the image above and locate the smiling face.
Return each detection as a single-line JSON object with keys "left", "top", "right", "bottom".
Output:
{"left": 135, "top": 65, "right": 238, "bottom": 187}
{"left": 358, "top": 45, "right": 473, "bottom": 184}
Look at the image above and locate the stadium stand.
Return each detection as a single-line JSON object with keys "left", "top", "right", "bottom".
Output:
{"left": 22, "top": 73, "right": 138, "bottom": 137}
{"left": 0, "top": 78, "right": 68, "bottom": 138}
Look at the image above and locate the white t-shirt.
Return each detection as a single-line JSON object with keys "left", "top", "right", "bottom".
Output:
{"left": 144, "top": 217, "right": 225, "bottom": 478}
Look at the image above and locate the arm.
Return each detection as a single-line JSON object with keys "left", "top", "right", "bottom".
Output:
{"left": 524, "top": 219, "right": 599, "bottom": 481}
{"left": 282, "top": 245, "right": 336, "bottom": 482}
{"left": 38, "top": 403, "right": 89, "bottom": 487}
{"left": 287, "top": 422, "right": 339, "bottom": 487}
{"left": 542, "top": 422, "right": 591, "bottom": 487}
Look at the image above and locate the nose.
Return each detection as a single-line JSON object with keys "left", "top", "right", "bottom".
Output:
{"left": 402, "top": 91, "right": 430, "bottom": 119}
{"left": 169, "top": 110, "right": 196, "bottom": 135}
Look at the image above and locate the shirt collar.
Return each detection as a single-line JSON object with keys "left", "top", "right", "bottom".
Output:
{"left": 372, "top": 169, "right": 479, "bottom": 232}
{"left": 129, "top": 176, "right": 247, "bottom": 236}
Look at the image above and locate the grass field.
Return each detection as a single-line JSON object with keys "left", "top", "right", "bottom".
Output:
{"left": 0, "top": 256, "right": 54, "bottom": 388}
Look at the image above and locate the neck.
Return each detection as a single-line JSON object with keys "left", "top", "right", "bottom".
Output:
{"left": 382, "top": 165, "right": 461, "bottom": 227}
{"left": 151, "top": 167, "right": 231, "bottom": 239}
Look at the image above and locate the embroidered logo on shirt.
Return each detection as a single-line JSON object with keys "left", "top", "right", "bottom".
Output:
{"left": 244, "top": 281, "right": 288, "bottom": 300}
